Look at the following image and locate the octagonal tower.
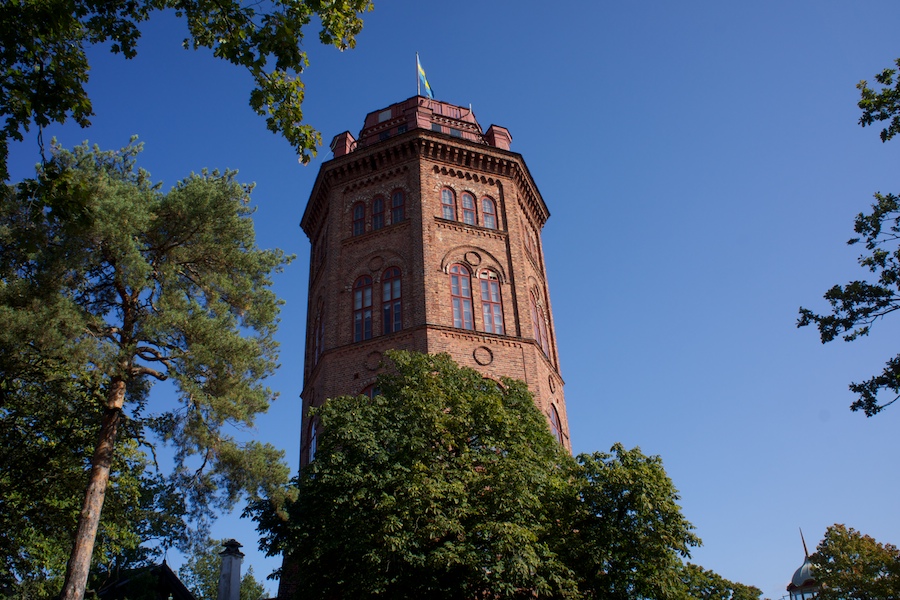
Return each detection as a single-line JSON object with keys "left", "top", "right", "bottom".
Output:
{"left": 298, "top": 96, "right": 569, "bottom": 466}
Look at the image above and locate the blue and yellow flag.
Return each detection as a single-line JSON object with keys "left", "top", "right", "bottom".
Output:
{"left": 417, "top": 54, "right": 435, "bottom": 99}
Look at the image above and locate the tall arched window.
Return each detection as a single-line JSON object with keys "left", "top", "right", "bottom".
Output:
{"left": 353, "top": 276, "right": 373, "bottom": 341}
{"left": 361, "top": 384, "right": 381, "bottom": 399}
{"left": 449, "top": 264, "right": 473, "bottom": 330}
{"left": 308, "top": 419, "right": 318, "bottom": 462}
{"left": 312, "top": 302, "right": 325, "bottom": 365}
{"left": 382, "top": 267, "right": 402, "bottom": 334}
{"left": 391, "top": 189, "right": 405, "bottom": 223}
{"left": 441, "top": 188, "right": 456, "bottom": 220}
{"left": 352, "top": 202, "right": 366, "bottom": 236}
{"left": 539, "top": 307, "right": 550, "bottom": 355}
{"left": 482, "top": 197, "right": 497, "bottom": 229}
{"left": 461, "top": 192, "right": 476, "bottom": 225}
{"left": 530, "top": 291, "right": 549, "bottom": 355}
{"left": 479, "top": 270, "right": 504, "bottom": 334}
{"left": 372, "top": 196, "right": 385, "bottom": 231}
{"left": 549, "top": 404, "right": 563, "bottom": 445}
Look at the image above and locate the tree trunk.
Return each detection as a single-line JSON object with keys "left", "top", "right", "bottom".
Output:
{"left": 59, "top": 378, "right": 126, "bottom": 600}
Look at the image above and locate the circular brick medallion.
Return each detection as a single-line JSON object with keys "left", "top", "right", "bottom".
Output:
{"left": 465, "top": 251, "right": 481, "bottom": 266}
{"left": 548, "top": 375, "right": 556, "bottom": 393}
{"left": 473, "top": 346, "right": 493, "bottom": 366}
{"left": 365, "top": 350, "right": 382, "bottom": 371}
{"left": 368, "top": 255, "right": 384, "bottom": 271}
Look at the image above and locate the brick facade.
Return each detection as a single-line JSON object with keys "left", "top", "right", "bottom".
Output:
{"left": 298, "top": 96, "right": 569, "bottom": 468}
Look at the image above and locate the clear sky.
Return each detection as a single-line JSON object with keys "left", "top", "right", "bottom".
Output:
{"left": 8, "top": 2, "right": 900, "bottom": 598}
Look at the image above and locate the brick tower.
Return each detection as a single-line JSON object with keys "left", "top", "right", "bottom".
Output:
{"left": 298, "top": 96, "right": 569, "bottom": 467}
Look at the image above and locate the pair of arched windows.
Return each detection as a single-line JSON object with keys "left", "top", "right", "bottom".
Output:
{"left": 441, "top": 188, "right": 498, "bottom": 229}
{"left": 353, "top": 190, "right": 406, "bottom": 236}
{"left": 353, "top": 267, "right": 402, "bottom": 342}
{"left": 448, "top": 265, "right": 504, "bottom": 335}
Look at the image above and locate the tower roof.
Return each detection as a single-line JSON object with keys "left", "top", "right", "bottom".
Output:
{"left": 788, "top": 557, "right": 816, "bottom": 590}
{"left": 329, "top": 96, "right": 513, "bottom": 157}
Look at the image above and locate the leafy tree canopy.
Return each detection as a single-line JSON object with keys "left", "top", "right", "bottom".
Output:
{"left": 810, "top": 524, "right": 900, "bottom": 600}
{"left": 252, "top": 350, "right": 706, "bottom": 600}
{"left": 799, "top": 58, "right": 900, "bottom": 416}
{"left": 679, "top": 563, "right": 762, "bottom": 600}
{"left": 560, "top": 446, "right": 701, "bottom": 600}
{"left": 0, "top": 0, "right": 373, "bottom": 179}
{"left": 178, "top": 538, "right": 266, "bottom": 600}
{"left": 0, "top": 139, "right": 292, "bottom": 598}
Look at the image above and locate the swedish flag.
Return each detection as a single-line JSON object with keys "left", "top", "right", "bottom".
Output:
{"left": 417, "top": 54, "right": 435, "bottom": 99}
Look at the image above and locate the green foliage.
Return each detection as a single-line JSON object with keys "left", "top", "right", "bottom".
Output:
{"left": 178, "top": 538, "right": 266, "bottom": 600}
{"left": 0, "top": 139, "right": 291, "bottom": 592}
{"left": 798, "top": 59, "right": 900, "bottom": 416}
{"left": 679, "top": 563, "right": 761, "bottom": 600}
{"left": 252, "top": 350, "right": 707, "bottom": 600}
{"left": 810, "top": 524, "right": 900, "bottom": 600}
{"left": 265, "top": 351, "right": 578, "bottom": 599}
{"left": 559, "top": 446, "right": 701, "bottom": 600}
{"left": 0, "top": 0, "right": 373, "bottom": 180}
{"left": 858, "top": 58, "right": 900, "bottom": 143}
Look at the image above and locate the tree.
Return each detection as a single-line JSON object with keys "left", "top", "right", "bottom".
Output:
{"left": 798, "top": 58, "right": 900, "bottom": 416}
{"left": 0, "top": 140, "right": 292, "bottom": 599}
{"left": 0, "top": 369, "right": 186, "bottom": 597}
{"left": 256, "top": 351, "right": 580, "bottom": 599}
{"left": 0, "top": 294, "right": 188, "bottom": 595}
{"left": 252, "top": 350, "right": 703, "bottom": 600}
{"left": 0, "top": 0, "right": 372, "bottom": 180}
{"left": 179, "top": 538, "right": 266, "bottom": 600}
{"left": 557, "top": 446, "right": 701, "bottom": 600}
{"left": 810, "top": 524, "right": 900, "bottom": 600}
{"left": 679, "top": 563, "right": 761, "bottom": 600}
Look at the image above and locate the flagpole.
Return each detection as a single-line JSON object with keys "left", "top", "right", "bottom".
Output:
{"left": 416, "top": 52, "right": 421, "bottom": 97}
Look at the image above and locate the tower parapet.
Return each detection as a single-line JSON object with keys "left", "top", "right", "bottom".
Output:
{"left": 330, "top": 96, "right": 517, "bottom": 157}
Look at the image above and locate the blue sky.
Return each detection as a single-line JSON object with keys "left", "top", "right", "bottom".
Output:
{"left": 8, "top": 2, "right": 900, "bottom": 597}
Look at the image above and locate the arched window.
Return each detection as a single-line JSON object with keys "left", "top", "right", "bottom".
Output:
{"left": 522, "top": 218, "right": 538, "bottom": 257}
{"left": 312, "top": 302, "right": 325, "bottom": 365}
{"left": 449, "top": 264, "right": 473, "bottom": 330}
{"left": 360, "top": 384, "right": 381, "bottom": 399}
{"left": 382, "top": 267, "right": 402, "bottom": 334}
{"left": 530, "top": 291, "right": 549, "bottom": 355}
{"left": 461, "top": 192, "right": 476, "bottom": 225}
{"left": 353, "top": 276, "right": 373, "bottom": 342}
{"left": 391, "top": 189, "right": 405, "bottom": 223}
{"left": 352, "top": 202, "right": 366, "bottom": 236}
{"left": 539, "top": 308, "right": 550, "bottom": 355}
{"left": 482, "top": 197, "right": 497, "bottom": 229}
{"left": 308, "top": 419, "right": 318, "bottom": 462}
{"left": 549, "top": 404, "right": 563, "bottom": 445}
{"left": 441, "top": 188, "right": 456, "bottom": 220}
{"left": 479, "top": 270, "right": 504, "bottom": 334}
{"left": 372, "top": 196, "right": 385, "bottom": 231}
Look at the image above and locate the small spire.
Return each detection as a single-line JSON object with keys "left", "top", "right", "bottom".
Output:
{"left": 800, "top": 527, "right": 809, "bottom": 558}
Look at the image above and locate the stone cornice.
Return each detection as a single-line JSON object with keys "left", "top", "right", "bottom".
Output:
{"left": 433, "top": 217, "right": 508, "bottom": 241}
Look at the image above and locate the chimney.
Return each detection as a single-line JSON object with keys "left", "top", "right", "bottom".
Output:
{"left": 484, "top": 125, "right": 512, "bottom": 150}
{"left": 329, "top": 131, "right": 356, "bottom": 157}
{"left": 217, "top": 539, "right": 244, "bottom": 600}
